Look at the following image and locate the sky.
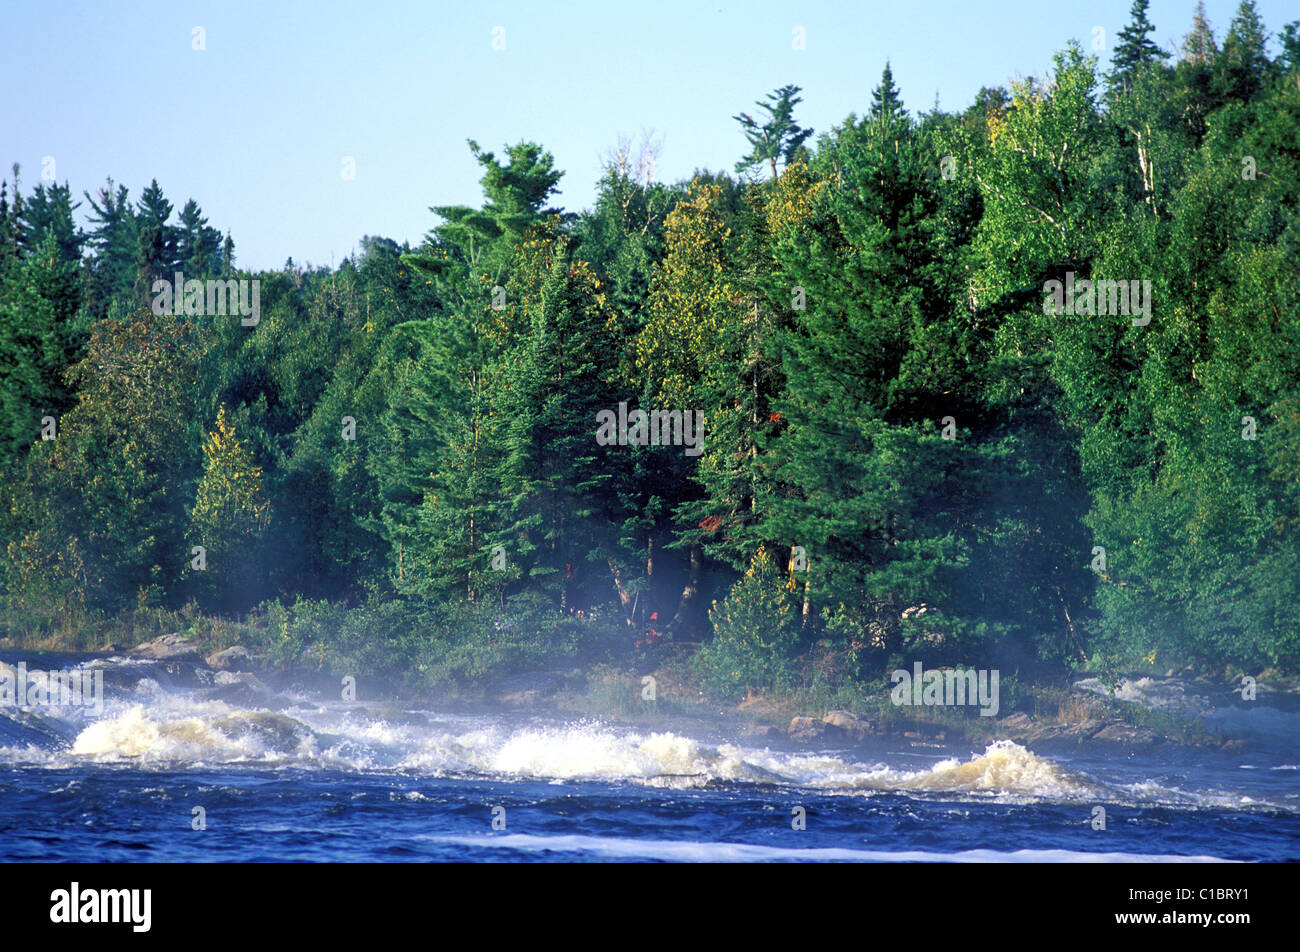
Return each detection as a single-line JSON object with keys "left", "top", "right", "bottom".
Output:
{"left": 1, "top": 0, "right": 1293, "bottom": 271}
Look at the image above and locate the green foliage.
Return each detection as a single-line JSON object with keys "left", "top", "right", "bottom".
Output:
{"left": 3, "top": 5, "right": 1298, "bottom": 687}
{"left": 695, "top": 548, "right": 801, "bottom": 698}
{"left": 733, "top": 85, "right": 813, "bottom": 180}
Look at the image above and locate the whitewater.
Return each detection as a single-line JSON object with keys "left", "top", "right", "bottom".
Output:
{"left": 0, "top": 651, "right": 1296, "bottom": 862}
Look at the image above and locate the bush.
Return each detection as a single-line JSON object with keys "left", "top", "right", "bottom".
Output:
{"left": 263, "top": 592, "right": 622, "bottom": 696}
{"left": 694, "top": 547, "right": 802, "bottom": 700}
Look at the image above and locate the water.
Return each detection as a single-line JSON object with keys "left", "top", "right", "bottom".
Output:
{"left": 1, "top": 652, "right": 1297, "bottom": 862}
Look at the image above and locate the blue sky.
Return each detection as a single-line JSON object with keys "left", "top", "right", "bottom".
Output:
{"left": 2, "top": 0, "right": 1292, "bottom": 270}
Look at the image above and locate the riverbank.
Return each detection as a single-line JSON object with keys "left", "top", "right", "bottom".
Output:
{"left": 7, "top": 617, "right": 1287, "bottom": 759}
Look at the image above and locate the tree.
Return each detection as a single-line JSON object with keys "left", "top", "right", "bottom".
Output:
{"left": 177, "top": 199, "right": 222, "bottom": 277}
{"left": 188, "top": 404, "right": 272, "bottom": 609}
{"left": 869, "top": 62, "right": 906, "bottom": 120}
{"left": 1281, "top": 21, "right": 1300, "bottom": 73}
{"left": 83, "top": 179, "right": 138, "bottom": 317}
{"left": 0, "top": 246, "right": 63, "bottom": 471}
{"left": 1110, "top": 0, "right": 1169, "bottom": 92}
{"left": 734, "top": 85, "right": 814, "bottom": 180}
{"left": 1183, "top": 1, "right": 1218, "bottom": 65}
{"left": 490, "top": 235, "right": 625, "bottom": 613}
{"left": 7, "top": 309, "right": 201, "bottom": 612}
{"left": 1218, "top": 0, "right": 1271, "bottom": 101}
{"left": 134, "top": 179, "right": 177, "bottom": 295}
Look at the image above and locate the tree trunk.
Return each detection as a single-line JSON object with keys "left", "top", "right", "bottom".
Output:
{"left": 669, "top": 544, "right": 701, "bottom": 635}
{"left": 608, "top": 558, "right": 633, "bottom": 626}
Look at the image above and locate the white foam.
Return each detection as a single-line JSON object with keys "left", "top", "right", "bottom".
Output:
{"left": 426, "top": 833, "right": 1237, "bottom": 863}
{"left": 1074, "top": 676, "right": 1216, "bottom": 715}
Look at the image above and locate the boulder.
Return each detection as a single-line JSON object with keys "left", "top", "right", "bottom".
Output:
{"left": 127, "top": 633, "right": 202, "bottom": 662}
{"left": 205, "top": 645, "right": 262, "bottom": 672}
{"left": 1089, "top": 723, "right": 1164, "bottom": 748}
{"left": 822, "top": 710, "right": 874, "bottom": 741}
{"left": 999, "top": 712, "right": 1033, "bottom": 730}
{"left": 788, "top": 716, "right": 825, "bottom": 741}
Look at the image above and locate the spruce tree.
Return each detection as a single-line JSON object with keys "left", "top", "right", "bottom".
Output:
{"left": 1111, "top": 0, "right": 1169, "bottom": 92}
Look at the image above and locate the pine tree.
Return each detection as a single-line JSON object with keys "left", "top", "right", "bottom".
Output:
{"left": 1182, "top": 1, "right": 1218, "bottom": 64}
{"left": 733, "top": 85, "right": 814, "bottom": 180}
{"left": 133, "top": 180, "right": 179, "bottom": 299}
{"left": 177, "top": 199, "right": 222, "bottom": 277}
{"left": 1218, "top": 0, "right": 1271, "bottom": 100}
{"left": 869, "top": 62, "right": 906, "bottom": 120}
{"left": 490, "top": 234, "right": 624, "bottom": 613}
{"left": 1111, "top": 0, "right": 1170, "bottom": 91}
{"left": 83, "top": 179, "right": 139, "bottom": 316}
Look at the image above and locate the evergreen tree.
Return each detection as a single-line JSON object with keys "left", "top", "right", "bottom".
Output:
{"left": 733, "top": 85, "right": 814, "bottom": 180}
{"left": 870, "top": 62, "right": 906, "bottom": 119}
{"left": 1110, "top": 0, "right": 1169, "bottom": 91}
{"left": 177, "top": 199, "right": 222, "bottom": 277}
{"left": 1218, "top": 0, "right": 1271, "bottom": 100}
{"left": 1182, "top": 1, "right": 1218, "bottom": 64}
{"left": 490, "top": 236, "right": 624, "bottom": 612}
{"left": 83, "top": 179, "right": 139, "bottom": 316}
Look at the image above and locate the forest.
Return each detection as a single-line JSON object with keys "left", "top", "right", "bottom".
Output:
{"left": 1, "top": 0, "right": 1297, "bottom": 703}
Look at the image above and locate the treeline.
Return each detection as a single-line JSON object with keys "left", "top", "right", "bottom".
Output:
{"left": 1, "top": 1, "right": 1297, "bottom": 694}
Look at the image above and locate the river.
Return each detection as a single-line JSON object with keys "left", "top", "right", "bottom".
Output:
{"left": 1, "top": 651, "right": 1296, "bottom": 862}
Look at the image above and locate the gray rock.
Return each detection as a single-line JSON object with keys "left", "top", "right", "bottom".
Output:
{"left": 822, "top": 710, "right": 874, "bottom": 740}
{"left": 788, "top": 716, "right": 825, "bottom": 741}
{"left": 205, "top": 646, "right": 262, "bottom": 672}
{"left": 1089, "top": 723, "right": 1164, "bottom": 748}
{"left": 127, "top": 633, "right": 202, "bottom": 662}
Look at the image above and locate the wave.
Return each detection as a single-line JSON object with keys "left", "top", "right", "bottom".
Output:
{"left": 422, "top": 833, "right": 1236, "bottom": 863}
{"left": 0, "top": 654, "right": 1293, "bottom": 813}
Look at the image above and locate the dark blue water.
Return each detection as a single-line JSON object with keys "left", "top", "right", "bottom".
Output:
{"left": 1, "top": 653, "right": 1297, "bottom": 862}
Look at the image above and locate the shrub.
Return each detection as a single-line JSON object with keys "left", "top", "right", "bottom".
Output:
{"left": 695, "top": 547, "right": 802, "bottom": 700}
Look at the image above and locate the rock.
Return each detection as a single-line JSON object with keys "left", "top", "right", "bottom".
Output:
{"left": 205, "top": 646, "right": 262, "bottom": 672}
{"left": 743, "top": 724, "right": 777, "bottom": 740}
{"left": 788, "top": 716, "right": 825, "bottom": 741}
{"left": 211, "top": 712, "right": 309, "bottom": 753}
{"left": 822, "top": 710, "right": 874, "bottom": 740}
{"left": 128, "top": 633, "right": 202, "bottom": 662}
{"left": 204, "top": 678, "right": 279, "bottom": 709}
{"left": 85, "top": 659, "right": 152, "bottom": 691}
{"left": 1089, "top": 723, "right": 1164, "bottom": 748}
{"left": 1000, "top": 712, "right": 1033, "bottom": 730}
{"left": 822, "top": 710, "right": 859, "bottom": 730}
{"left": 1060, "top": 717, "right": 1106, "bottom": 741}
